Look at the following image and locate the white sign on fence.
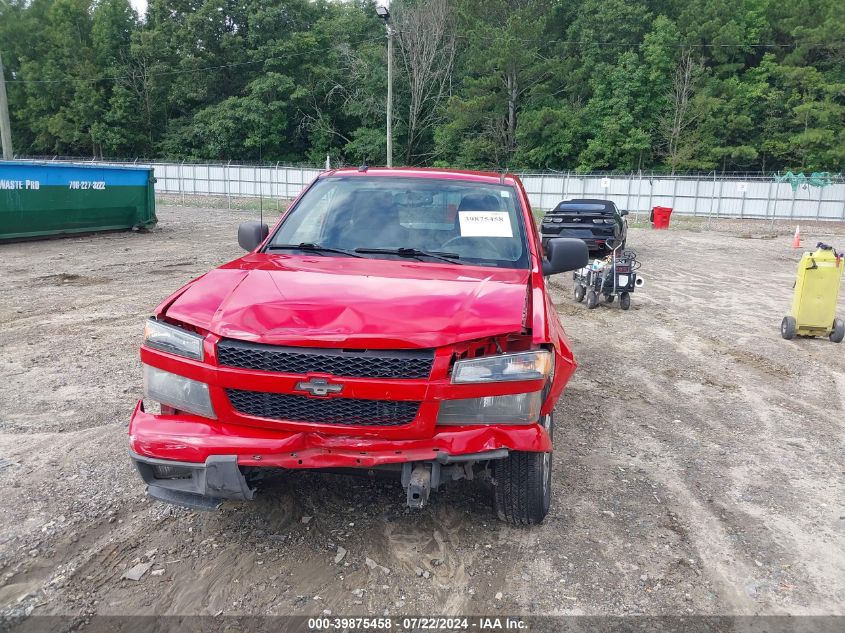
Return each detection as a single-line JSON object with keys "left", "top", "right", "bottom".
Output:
{"left": 600, "top": 177, "right": 610, "bottom": 189}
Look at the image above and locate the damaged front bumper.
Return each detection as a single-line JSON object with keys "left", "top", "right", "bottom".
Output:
{"left": 129, "top": 400, "right": 548, "bottom": 511}
{"left": 131, "top": 450, "right": 254, "bottom": 511}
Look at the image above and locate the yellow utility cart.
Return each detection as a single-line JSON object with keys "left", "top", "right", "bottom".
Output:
{"left": 781, "top": 243, "right": 844, "bottom": 343}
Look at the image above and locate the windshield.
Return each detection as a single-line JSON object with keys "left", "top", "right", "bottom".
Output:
{"left": 266, "top": 176, "right": 530, "bottom": 269}
{"left": 555, "top": 203, "right": 613, "bottom": 213}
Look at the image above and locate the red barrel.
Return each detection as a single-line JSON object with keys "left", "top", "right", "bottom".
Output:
{"left": 652, "top": 206, "right": 673, "bottom": 229}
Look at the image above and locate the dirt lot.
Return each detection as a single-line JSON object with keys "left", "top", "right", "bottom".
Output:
{"left": 1, "top": 204, "right": 844, "bottom": 622}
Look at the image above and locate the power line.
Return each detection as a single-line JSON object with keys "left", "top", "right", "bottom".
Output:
{"left": 6, "top": 26, "right": 829, "bottom": 88}
{"left": 7, "top": 35, "right": 384, "bottom": 85}
{"left": 442, "top": 30, "right": 800, "bottom": 49}
{"left": 388, "top": 25, "right": 803, "bottom": 50}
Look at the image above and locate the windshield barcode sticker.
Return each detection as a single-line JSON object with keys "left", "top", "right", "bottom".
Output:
{"left": 458, "top": 211, "right": 513, "bottom": 238}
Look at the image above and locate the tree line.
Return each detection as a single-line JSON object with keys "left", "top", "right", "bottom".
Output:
{"left": 1, "top": 0, "right": 843, "bottom": 173}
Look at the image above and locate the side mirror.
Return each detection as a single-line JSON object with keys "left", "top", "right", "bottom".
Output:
{"left": 620, "top": 209, "right": 629, "bottom": 216}
{"left": 542, "top": 238, "right": 589, "bottom": 276}
{"left": 238, "top": 221, "right": 269, "bottom": 252}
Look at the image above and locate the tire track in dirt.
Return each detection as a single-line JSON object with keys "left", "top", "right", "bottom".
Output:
{"left": 381, "top": 506, "right": 473, "bottom": 614}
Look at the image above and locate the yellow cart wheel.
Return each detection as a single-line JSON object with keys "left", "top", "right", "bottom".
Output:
{"left": 831, "top": 318, "right": 845, "bottom": 343}
{"left": 781, "top": 316, "right": 797, "bottom": 340}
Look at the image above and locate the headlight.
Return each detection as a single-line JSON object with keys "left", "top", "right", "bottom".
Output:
{"left": 143, "top": 365, "right": 216, "bottom": 419}
{"left": 451, "top": 351, "right": 552, "bottom": 384}
{"left": 144, "top": 318, "right": 204, "bottom": 360}
{"left": 436, "top": 391, "right": 543, "bottom": 425}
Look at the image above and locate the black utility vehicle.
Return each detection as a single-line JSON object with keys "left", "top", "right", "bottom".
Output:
{"left": 541, "top": 199, "right": 628, "bottom": 254}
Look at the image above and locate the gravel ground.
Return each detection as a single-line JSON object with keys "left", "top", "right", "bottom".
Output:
{"left": 1, "top": 204, "right": 844, "bottom": 621}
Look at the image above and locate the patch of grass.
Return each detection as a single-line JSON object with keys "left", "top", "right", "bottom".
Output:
{"left": 629, "top": 216, "right": 710, "bottom": 232}
{"left": 738, "top": 233, "right": 778, "bottom": 240}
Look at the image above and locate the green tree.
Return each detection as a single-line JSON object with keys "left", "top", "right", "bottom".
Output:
{"left": 577, "top": 52, "right": 653, "bottom": 171}
{"left": 435, "top": 0, "right": 555, "bottom": 168}
{"left": 2, "top": 0, "right": 842, "bottom": 172}
{"left": 559, "top": 0, "right": 652, "bottom": 102}
{"left": 17, "top": 0, "right": 103, "bottom": 155}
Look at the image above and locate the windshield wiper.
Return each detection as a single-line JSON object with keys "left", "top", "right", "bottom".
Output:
{"left": 354, "top": 247, "right": 462, "bottom": 264}
{"left": 266, "top": 243, "right": 364, "bottom": 258}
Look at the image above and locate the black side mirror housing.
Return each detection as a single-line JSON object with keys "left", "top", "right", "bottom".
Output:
{"left": 620, "top": 209, "right": 629, "bottom": 216}
{"left": 542, "top": 238, "right": 589, "bottom": 276}
{"left": 238, "top": 221, "right": 269, "bottom": 252}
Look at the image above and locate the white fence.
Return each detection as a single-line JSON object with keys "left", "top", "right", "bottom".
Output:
{"left": 520, "top": 173, "right": 845, "bottom": 221}
{"left": 152, "top": 162, "right": 324, "bottom": 201}
{"left": 23, "top": 158, "right": 845, "bottom": 221}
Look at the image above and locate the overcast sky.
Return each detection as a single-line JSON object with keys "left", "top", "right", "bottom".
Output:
{"left": 130, "top": 0, "right": 147, "bottom": 17}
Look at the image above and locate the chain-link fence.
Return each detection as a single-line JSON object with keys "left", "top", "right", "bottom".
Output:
{"left": 17, "top": 157, "right": 845, "bottom": 221}
{"left": 518, "top": 172, "right": 845, "bottom": 221}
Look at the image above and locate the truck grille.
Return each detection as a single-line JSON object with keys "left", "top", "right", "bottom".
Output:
{"left": 217, "top": 340, "right": 434, "bottom": 379}
{"left": 225, "top": 389, "right": 420, "bottom": 427}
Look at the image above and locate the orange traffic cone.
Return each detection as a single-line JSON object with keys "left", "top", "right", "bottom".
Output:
{"left": 792, "top": 225, "right": 801, "bottom": 249}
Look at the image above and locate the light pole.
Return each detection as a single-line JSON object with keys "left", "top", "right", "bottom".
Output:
{"left": 376, "top": 5, "right": 392, "bottom": 168}
{"left": 0, "top": 51, "right": 13, "bottom": 160}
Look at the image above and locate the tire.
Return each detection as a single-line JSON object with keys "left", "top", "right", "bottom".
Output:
{"left": 831, "top": 318, "right": 845, "bottom": 343}
{"left": 604, "top": 293, "right": 614, "bottom": 303}
{"left": 619, "top": 292, "right": 631, "bottom": 310}
{"left": 781, "top": 316, "right": 797, "bottom": 340}
{"left": 574, "top": 285, "right": 585, "bottom": 303}
{"left": 494, "top": 413, "right": 553, "bottom": 525}
{"left": 586, "top": 290, "right": 599, "bottom": 309}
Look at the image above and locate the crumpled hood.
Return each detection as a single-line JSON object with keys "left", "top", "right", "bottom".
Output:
{"left": 162, "top": 254, "right": 531, "bottom": 348}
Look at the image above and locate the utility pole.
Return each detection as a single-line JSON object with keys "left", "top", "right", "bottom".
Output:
{"left": 386, "top": 26, "right": 393, "bottom": 168}
{"left": 0, "top": 50, "right": 13, "bottom": 160}
{"left": 376, "top": 5, "right": 393, "bottom": 167}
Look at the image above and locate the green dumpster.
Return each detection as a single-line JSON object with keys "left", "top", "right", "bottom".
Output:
{"left": 0, "top": 161, "right": 157, "bottom": 241}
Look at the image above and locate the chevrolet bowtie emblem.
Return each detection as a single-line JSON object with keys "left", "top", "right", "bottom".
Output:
{"left": 295, "top": 378, "right": 343, "bottom": 397}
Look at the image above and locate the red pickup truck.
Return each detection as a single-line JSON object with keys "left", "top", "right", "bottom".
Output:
{"left": 129, "top": 167, "right": 587, "bottom": 525}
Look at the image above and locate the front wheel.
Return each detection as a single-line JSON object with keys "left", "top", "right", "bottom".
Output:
{"left": 586, "top": 290, "right": 599, "bottom": 309}
{"left": 574, "top": 285, "right": 585, "bottom": 303}
{"left": 493, "top": 413, "right": 553, "bottom": 525}
{"left": 831, "top": 318, "right": 845, "bottom": 343}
